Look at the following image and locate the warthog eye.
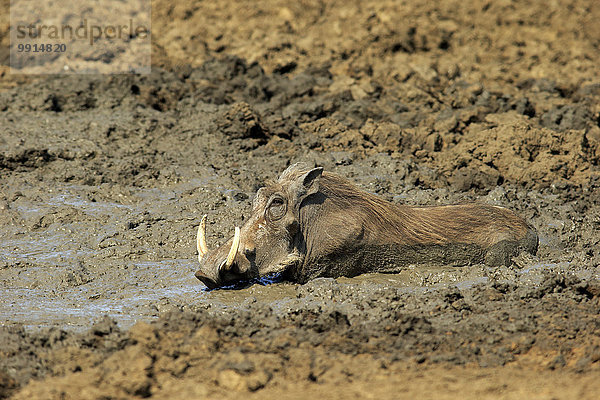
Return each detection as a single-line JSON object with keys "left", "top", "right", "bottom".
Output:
{"left": 267, "top": 196, "right": 286, "bottom": 221}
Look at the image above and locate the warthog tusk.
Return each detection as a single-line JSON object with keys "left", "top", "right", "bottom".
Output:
{"left": 222, "top": 226, "right": 240, "bottom": 271}
{"left": 197, "top": 215, "right": 209, "bottom": 261}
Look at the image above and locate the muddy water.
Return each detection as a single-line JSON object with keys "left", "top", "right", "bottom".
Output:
{"left": 0, "top": 182, "right": 202, "bottom": 330}
{"left": 0, "top": 259, "right": 199, "bottom": 331}
{"left": 0, "top": 216, "right": 583, "bottom": 333}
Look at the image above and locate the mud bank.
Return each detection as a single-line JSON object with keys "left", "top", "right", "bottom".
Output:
{"left": 4, "top": 269, "right": 600, "bottom": 399}
{"left": 1, "top": 0, "right": 600, "bottom": 398}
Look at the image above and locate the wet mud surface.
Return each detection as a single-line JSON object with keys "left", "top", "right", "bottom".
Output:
{"left": 1, "top": 0, "right": 600, "bottom": 398}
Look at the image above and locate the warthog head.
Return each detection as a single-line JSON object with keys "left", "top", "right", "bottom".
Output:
{"left": 195, "top": 163, "right": 323, "bottom": 289}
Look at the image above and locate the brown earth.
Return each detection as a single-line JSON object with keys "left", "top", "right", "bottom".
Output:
{"left": 1, "top": 0, "right": 600, "bottom": 398}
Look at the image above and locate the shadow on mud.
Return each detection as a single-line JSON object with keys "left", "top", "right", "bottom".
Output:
{"left": 201, "top": 273, "right": 285, "bottom": 291}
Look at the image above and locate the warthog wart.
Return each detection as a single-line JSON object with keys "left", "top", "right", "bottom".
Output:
{"left": 195, "top": 163, "right": 538, "bottom": 289}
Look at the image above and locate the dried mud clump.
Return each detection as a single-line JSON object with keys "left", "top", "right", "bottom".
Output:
{"left": 7, "top": 275, "right": 600, "bottom": 399}
{"left": 218, "top": 102, "right": 270, "bottom": 148}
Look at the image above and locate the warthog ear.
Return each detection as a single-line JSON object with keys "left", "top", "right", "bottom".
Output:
{"left": 301, "top": 167, "right": 323, "bottom": 197}
{"left": 290, "top": 167, "right": 323, "bottom": 210}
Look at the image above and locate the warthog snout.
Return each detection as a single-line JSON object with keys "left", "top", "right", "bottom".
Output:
{"left": 195, "top": 215, "right": 246, "bottom": 289}
{"left": 194, "top": 163, "right": 538, "bottom": 289}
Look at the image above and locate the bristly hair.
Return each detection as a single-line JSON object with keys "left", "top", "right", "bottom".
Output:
{"left": 316, "top": 171, "right": 529, "bottom": 247}
{"left": 276, "top": 163, "right": 529, "bottom": 248}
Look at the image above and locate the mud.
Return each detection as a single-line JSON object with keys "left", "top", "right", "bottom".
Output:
{"left": 1, "top": 0, "right": 600, "bottom": 398}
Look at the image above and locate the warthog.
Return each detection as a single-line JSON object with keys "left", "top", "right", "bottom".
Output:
{"left": 195, "top": 163, "right": 538, "bottom": 289}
